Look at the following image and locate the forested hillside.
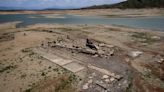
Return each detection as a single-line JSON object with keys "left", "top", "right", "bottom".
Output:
{"left": 83, "top": 0, "right": 164, "bottom": 9}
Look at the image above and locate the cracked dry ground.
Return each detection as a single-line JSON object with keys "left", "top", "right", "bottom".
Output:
{"left": 0, "top": 23, "right": 164, "bottom": 92}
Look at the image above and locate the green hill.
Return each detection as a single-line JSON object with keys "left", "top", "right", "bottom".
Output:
{"left": 83, "top": 0, "right": 164, "bottom": 9}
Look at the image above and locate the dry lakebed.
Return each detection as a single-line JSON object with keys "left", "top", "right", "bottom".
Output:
{"left": 0, "top": 9, "right": 164, "bottom": 92}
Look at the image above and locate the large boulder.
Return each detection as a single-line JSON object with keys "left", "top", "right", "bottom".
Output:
{"left": 86, "top": 39, "right": 99, "bottom": 50}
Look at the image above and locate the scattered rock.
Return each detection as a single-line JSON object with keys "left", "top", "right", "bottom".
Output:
{"left": 129, "top": 51, "right": 143, "bottom": 58}
{"left": 47, "top": 42, "right": 52, "bottom": 47}
{"left": 88, "top": 65, "right": 122, "bottom": 80}
{"left": 57, "top": 37, "right": 64, "bottom": 43}
{"left": 88, "top": 76, "right": 93, "bottom": 79}
{"left": 157, "top": 58, "right": 164, "bottom": 63}
{"left": 95, "top": 45, "right": 99, "bottom": 50}
{"left": 122, "top": 80, "right": 128, "bottom": 85}
{"left": 98, "top": 50, "right": 105, "bottom": 55}
{"left": 91, "top": 72, "right": 96, "bottom": 77}
{"left": 106, "top": 45, "right": 115, "bottom": 48}
{"left": 23, "top": 33, "right": 27, "bottom": 36}
{"left": 53, "top": 41, "right": 56, "bottom": 44}
{"left": 88, "top": 73, "right": 96, "bottom": 79}
{"left": 115, "top": 75, "right": 121, "bottom": 80}
{"left": 109, "top": 49, "right": 115, "bottom": 56}
{"left": 92, "top": 54, "right": 99, "bottom": 57}
{"left": 110, "top": 77, "right": 115, "bottom": 82}
{"left": 121, "top": 80, "right": 129, "bottom": 88}
{"left": 102, "top": 75, "right": 109, "bottom": 79}
{"left": 49, "top": 30, "right": 53, "bottom": 33}
{"left": 99, "top": 43, "right": 114, "bottom": 48}
{"left": 125, "top": 58, "right": 130, "bottom": 63}
{"left": 151, "top": 36, "right": 160, "bottom": 40}
{"left": 66, "top": 35, "right": 70, "bottom": 39}
{"left": 138, "top": 38, "right": 147, "bottom": 42}
{"left": 104, "top": 79, "right": 110, "bottom": 82}
{"left": 41, "top": 42, "right": 44, "bottom": 47}
{"left": 141, "top": 43, "right": 148, "bottom": 46}
{"left": 88, "top": 79, "right": 93, "bottom": 84}
{"left": 81, "top": 48, "right": 96, "bottom": 55}
{"left": 100, "top": 80, "right": 103, "bottom": 84}
{"left": 99, "top": 43, "right": 106, "bottom": 47}
{"left": 86, "top": 38, "right": 93, "bottom": 45}
{"left": 73, "top": 45, "right": 80, "bottom": 49}
{"left": 154, "top": 55, "right": 164, "bottom": 63}
{"left": 95, "top": 81, "right": 108, "bottom": 91}
{"left": 82, "top": 83, "right": 89, "bottom": 90}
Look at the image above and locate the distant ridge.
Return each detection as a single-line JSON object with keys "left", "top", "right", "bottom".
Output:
{"left": 1, "top": 0, "right": 164, "bottom": 11}
{"left": 0, "top": 6, "right": 25, "bottom": 10}
{"left": 82, "top": 0, "right": 164, "bottom": 9}
{"left": 0, "top": 6, "right": 77, "bottom": 11}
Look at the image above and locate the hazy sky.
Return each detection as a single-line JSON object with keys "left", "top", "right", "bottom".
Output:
{"left": 0, "top": 0, "right": 126, "bottom": 9}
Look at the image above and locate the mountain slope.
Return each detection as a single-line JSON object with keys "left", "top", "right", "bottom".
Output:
{"left": 83, "top": 0, "right": 164, "bottom": 9}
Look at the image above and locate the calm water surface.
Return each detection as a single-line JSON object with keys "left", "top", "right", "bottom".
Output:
{"left": 0, "top": 14, "right": 164, "bottom": 31}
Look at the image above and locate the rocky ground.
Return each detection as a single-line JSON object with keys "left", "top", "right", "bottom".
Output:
{"left": 0, "top": 22, "right": 164, "bottom": 92}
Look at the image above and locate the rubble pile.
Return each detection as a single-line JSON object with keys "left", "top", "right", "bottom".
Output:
{"left": 82, "top": 71, "right": 128, "bottom": 92}
{"left": 41, "top": 36, "right": 120, "bottom": 58}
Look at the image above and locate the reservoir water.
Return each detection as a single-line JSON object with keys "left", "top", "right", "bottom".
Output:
{"left": 0, "top": 14, "right": 164, "bottom": 31}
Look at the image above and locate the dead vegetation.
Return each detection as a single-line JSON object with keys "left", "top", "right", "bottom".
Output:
{"left": 0, "top": 33, "right": 15, "bottom": 42}
{"left": 131, "top": 32, "right": 161, "bottom": 44}
{"left": 25, "top": 71, "right": 79, "bottom": 92}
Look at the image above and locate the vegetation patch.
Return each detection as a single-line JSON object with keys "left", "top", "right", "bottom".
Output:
{"left": 0, "top": 47, "right": 13, "bottom": 52}
{"left": 21, "top": 48, "right": 33, "bottom": 53}
{"left": 0, "top": 65, "right": 17, "bottom": 73}
{"left": 143, "top": 63, "right": 164, "bottom": 82}
{"left": 21, "top": 48, "right": 38, "bottom": 58}
{"left": 131, "top": 32, "right": 160, "bottom": 44}
{"left": 56, "top": 28, "right": 81, "bottom": 32}
{"left": 0, "top": 33, "right": 15, "bottom": 42}
{"left": 21, "top": 74, "right": 27, "bottom": 79}
{"left": 24, "top": 88, "right": 32, "bottom": 92}
{"left": 126, "top": 71, "right": 134, "bottom": 92}
{"left": 26, "top": 73, "right": 79, "bottom": 92}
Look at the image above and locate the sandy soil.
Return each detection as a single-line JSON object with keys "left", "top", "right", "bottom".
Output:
{"left": 0, "top": 21, "right": 164, "bottom": 92}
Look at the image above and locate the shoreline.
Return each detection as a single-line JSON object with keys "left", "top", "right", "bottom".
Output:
{"left": 1, "top": 21, "right": 164, "bottom": 33}
{"left": 0, "top": 8, "right": 164, "bottom": 17}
